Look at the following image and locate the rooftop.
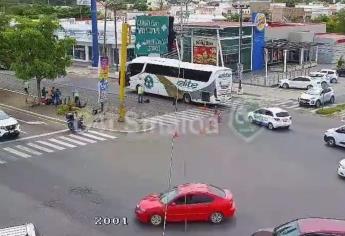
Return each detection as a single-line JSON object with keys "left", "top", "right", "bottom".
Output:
{"left": 184, "top": 21, "right": 255, "bottom": 29}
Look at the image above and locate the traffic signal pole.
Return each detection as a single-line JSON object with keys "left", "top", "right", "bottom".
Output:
{"left": 118, "top": 23, "right": 129, "bottom": 122}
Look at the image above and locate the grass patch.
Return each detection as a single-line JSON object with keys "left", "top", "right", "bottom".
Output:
{"left": 316, "top": 103, "right": 345, "bottom": 115}
{"left": 56, "top": 104, "right": 80, "bottom": 116}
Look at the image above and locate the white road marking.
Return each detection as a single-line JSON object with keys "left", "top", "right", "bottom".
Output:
{"left": 16, "top": 119, "right": 46, "bottom": 125}
{"left": 87, "top": 130, "right": 118, "bottom": 139}
{"left": 27, "top": 143, "right": 54, "bottom": 153}
{"left": 284, "top": 104, "right": 300, "bottom": 109}
{"left": 36, "top": 140, "right": 65, "bottom": 150}
{"left": 58, "top": 136, "right": 87, "bottom": 146}
{"left": 48, "top": 138, "right": 77, "bottom": 148}
{"left": 80, "top": 133, "right": 107, "bottom": 141}
{"left": 16, "top": 145, "right": 42, "bottom": 155}
{"left": 0, "top": 129, "right": 69, "bottom": 145}
{"left": 144, "top": 117, "right": 177, "bottom": 125}
{"left": 3, "top": 147, "right": 31, "bottom": 158}
{"left": 69, "top": 134, "right": 97, "bottom": 143}
{"left": 0, "top": 159, "right": 6, "bottom": 164}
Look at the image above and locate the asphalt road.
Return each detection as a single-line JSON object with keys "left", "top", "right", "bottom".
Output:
{"left": 0, "top": 106, "right": 344, "bottom": 236}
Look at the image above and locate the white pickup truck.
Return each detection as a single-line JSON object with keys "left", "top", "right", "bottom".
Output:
{"left": 0, "top": 223, "right": 39, "bottom": 236}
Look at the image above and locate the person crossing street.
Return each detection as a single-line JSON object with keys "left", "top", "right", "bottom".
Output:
{"left": 137, "top": 85, "right": 144, "bottom": 103}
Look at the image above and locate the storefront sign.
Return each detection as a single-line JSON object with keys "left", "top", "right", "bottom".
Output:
{"left": 254, "top": 13, "right": 266, "bottom": 32}
{"left": 193, "top": 38, "right": 217, "bottom": 65}
{"left": 135, "top": 16, "right": 170, "bottom": 55}
{"left": 99, "top": 56, "right": 109, "bottom": 80}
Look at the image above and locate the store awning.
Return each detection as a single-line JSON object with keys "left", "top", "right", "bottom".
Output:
{"left": 265, "top": 39, "right": 322, "bottom": 50}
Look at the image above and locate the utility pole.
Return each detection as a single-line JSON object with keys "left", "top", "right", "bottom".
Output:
{"left": 91, "top": 0, "right": 99, "bottom": 67}
{"left": 118, "top": 22, "right": 129, "bottom": 122}
{"left": 103, "top": 4, "right": 108, "bottom": 56}
{"left": 114, "top": 8, "right": 118, "bottom": 71}
{"left": 232, "top": 2, "right": 249, "bottom": 94}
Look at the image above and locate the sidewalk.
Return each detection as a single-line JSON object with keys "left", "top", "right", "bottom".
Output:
{"left": 0, "top": 89, "right": 153, "bottom": 133}
{"left": 67, "top": 62, "right": 119, "bottom": 79}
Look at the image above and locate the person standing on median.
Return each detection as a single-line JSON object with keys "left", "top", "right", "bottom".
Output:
{"left": 138, "top": 84, "right": 144, "bottom": 103}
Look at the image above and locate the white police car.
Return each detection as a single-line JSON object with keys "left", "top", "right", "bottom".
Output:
{"left": 247, "top": 107, "right": 292, "bottom": 130}
{"left": 324, "top": 125, "right": 345, "bottom": 147}
{"left": 0, "top": 109, "right": 20, "bottom": 138}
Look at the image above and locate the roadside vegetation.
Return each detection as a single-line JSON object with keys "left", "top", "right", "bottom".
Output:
{"left": 316, "top": 104, "right": 345, "bottom": 115}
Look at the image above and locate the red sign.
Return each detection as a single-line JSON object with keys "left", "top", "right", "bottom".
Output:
{"left": 193, "top": 38, "right": 217, "bottom": 65}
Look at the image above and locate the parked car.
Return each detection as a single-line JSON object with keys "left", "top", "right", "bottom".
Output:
{"left": 0, "top": 110, "right": 20, "bottom": 138}
{"left": 319, "top": 69, "right": 338, "bottom": 83}
{"left": 337, "top": 68, "right": 345, "bottom": 77}
{"left": 247, "top": 107, "right": 291, "bottom": 130}
{"left": 309, "top": 71, "right": 331, "bottom": 84}
{"left": 279, "top": 76, "right": 326, "bottom": 89}
{"left": 0, "top": 223, "right": 39, "bottom": 236}
{"left": 338, "top": 159, "right": 345, "bottom": 178}
{"left": 135, "top": 183, "right": 236, "bottom": 226}
{"left": 324, "top": 125, "right": 345, "bottom": 147}
{"left": 252, "top": 218, "right": 345, "bottom": 236}
{"left": 298, "top": 87, "right": 335, "bottom": 108}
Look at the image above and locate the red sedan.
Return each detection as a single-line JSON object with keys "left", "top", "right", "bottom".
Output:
{"left": 135, "top": 183, "right": 236, "bottom": 226}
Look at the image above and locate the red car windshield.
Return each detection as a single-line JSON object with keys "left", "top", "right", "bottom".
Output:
{"left": 274, "top": 221, "right": 301, "bottom": 236}
{"left": 208, "top": 185, "right": 226, "bottom": 198}
{"left": 160, "top": 188, "right": 179, "bottom": 204}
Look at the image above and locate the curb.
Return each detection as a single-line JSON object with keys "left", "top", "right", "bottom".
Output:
{"left": 0, "top": 102, "right": 155, "bottom": 134}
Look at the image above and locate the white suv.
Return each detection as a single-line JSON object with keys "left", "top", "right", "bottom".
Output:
{"left": 319, "top": 69, "right": 338, "bottom": 83}
{"left": 338, "top": 159, "right": 345, "bottom": 178}
{"left": 279, "top": 76, "right": 327, "bottom": 89}
{"left": 0, "top": 110, "right": 20, "bottom": 138}
{"left": 247, "top": 107, "right": 292, "bottom": 130}
{"left": 324, "top": 125, "right": 345, "bottom": 147}
{"left": 298, "top": 87, "right": 335, "bottom": 108}
{"left": 309, "top": 72, "right": 331, "bottom": 84}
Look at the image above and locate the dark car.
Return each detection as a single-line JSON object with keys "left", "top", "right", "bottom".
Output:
{"left": 337, "top": 68, "right": 345, "bottom": 77}
{"left": 252, "top": 218, "right": 345, "bottom": 236}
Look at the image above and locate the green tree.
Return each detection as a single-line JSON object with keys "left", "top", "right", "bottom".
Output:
{"left": 335, "top": 9, "right": 345, "bottom": 33}
{"left": 0, "top": 14, "right": 13, "bottom": 69}
{"left": 5, "top": 17, "right": 74, "bottom": 98}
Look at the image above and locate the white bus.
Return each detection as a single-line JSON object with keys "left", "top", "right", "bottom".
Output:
{"left": 126, "top": 57, "right": 232, "bottom": 104}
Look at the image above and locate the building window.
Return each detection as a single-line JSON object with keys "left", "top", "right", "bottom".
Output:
{"left": 74, "top": 45, "right": 86, "bottom": 60}
{"left": 88, "top": 46, "right": 92, "bottom": 61}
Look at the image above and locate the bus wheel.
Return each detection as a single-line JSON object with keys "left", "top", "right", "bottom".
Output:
{"left": 183, "top": 93, "right": 191, "bottom": 104}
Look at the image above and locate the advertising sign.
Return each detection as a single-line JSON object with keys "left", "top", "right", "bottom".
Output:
{"left": 254, "top": 13, "right": 266, "bottom": 32}
{"left": 99, "top": 56, "right": 109, "bottom": 80}
{"left": 193, "top": 38, "right": 217, "bottom": 65}
{"left": 135, "top": 16, "right": 170, "bottom": 56}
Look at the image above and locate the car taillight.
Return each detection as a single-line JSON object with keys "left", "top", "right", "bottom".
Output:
{"left": 274, "top": 118, "right": 280, "bottom": 121}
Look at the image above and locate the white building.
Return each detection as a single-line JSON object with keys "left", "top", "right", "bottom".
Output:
{"left": 57, "top": 19, "right": 136, "bottom": 64}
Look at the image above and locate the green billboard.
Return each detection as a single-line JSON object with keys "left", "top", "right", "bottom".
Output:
{"left": 135, "top": 16, "right": 170, "bottom": 56}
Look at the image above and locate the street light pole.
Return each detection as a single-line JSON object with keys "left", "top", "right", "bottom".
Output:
{"left": 232, "top": 2, "right": 249, "bottom": 94}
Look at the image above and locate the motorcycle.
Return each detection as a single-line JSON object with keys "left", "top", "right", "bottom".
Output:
{"left": 66, "top": 112, "right": 86, "bottom": 132}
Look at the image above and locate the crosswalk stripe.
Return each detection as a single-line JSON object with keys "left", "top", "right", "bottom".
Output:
{"left": 3, "top": 147, "right": 31, "bottom": 158}
{"left": 48, "top": 138, "right": 77, "bottom": 148}
{"left": 80, "top": 133, "right": 107, "bottom": 141}
{"left": 0, "top": 159, "right": 7, "bottom": 164}
{"left": 27, "top": 143, "right": 54, "bottom": 153}
{"left": 284, "top": 104, "right": 300, "bottom": 109}
{"left": 181, "top": 110, "right": 211, "bottom": 117}
{"left": 69, "top": 134, "right": 97, "bottom": 143}
{"left": 87, "top": 130, "right": 118, "bottom": 139}
{"left": 145, "top": 117, "right": 177, "bottom": 125}
{"left": 192, "top": 109, "right": 215, "bottom": 115}
{"left": 157, "top": 114, "right": 182, "bottom": 122}
{"left": 275, "top": 101, "right": 291, "bottom": 106}
{"left": 36, "top": 140, "right": 65, "bottom": 150}
{"left": 58, "top": 136, "right": 87, "bottom": 146}
{"left": 16, "top": 145, "right": 42, "bottom": 155}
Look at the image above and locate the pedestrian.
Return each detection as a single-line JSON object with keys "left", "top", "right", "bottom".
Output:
{"left": 55, "top": 88, "right": 62, "bottom": 106}
{"left": 47, "top": 87, "right": 53, "bottom": 105}
{"left": 24, "top": 81, "right": 29, "bottom": 95}
{"left": 41, "top": 87, "right": 47, "bottom": 99}
{"left": 137, "top": 84, "right": 144, "bottom": 103}
{"left": 73, "top": 88, "right": 80, "bottom": 106}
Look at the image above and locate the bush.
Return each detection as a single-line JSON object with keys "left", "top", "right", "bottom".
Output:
{"left": 316, "top": 103, "right": 345, "bottom": 115}
{"left": 56, "top": 104, "right": 79, "bottom": 115}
